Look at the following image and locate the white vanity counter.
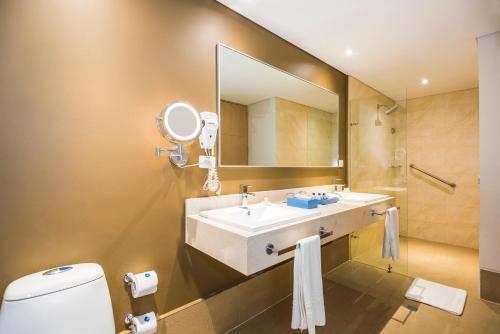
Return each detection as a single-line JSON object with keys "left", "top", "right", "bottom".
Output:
{"left": 186, "top": 185, "right": 394, "bottom": 275}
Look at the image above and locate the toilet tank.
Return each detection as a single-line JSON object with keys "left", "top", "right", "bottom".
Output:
{"left": 0, "top": 263, "right": 115, "bottom": 334}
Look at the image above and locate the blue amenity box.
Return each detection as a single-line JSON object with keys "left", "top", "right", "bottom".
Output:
{"left": 287, "top": 197, "right": 319, "bottom": 209}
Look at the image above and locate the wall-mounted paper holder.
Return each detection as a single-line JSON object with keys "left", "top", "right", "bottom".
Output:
{"left": 124, "top": 271, "right": 158, "bottom": 299}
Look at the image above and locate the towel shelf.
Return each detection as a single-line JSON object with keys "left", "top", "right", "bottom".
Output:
{"left": 265, "top": 227, "right": 333, "bottom": 256}
{"left": 371, "top": 206, "right": 400, "bottom": 216}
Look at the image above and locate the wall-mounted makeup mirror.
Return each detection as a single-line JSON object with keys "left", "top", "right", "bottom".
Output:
{"left": 156, "top": 101, "right": 202, "bottom": 167}
{"left": 217, "top": 44, "right": 341, "bottom": 167}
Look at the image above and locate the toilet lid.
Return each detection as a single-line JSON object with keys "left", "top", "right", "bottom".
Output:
{"left": 3, "top": 263, "right": 104, "bottom": 301}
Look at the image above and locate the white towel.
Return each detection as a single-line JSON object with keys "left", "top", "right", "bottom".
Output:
{"left": 382, "top": 207, "right": 400, "bottom": 261}
{"left": 291, "top": 235, "right": 325, "bottom": 334}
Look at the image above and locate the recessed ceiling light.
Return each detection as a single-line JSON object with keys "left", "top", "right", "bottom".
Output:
{"left": 344, "top": 48, "right": 353, "bottom": 56}
{"left": 421, "top": 78, "right": 429, "bottom": 85}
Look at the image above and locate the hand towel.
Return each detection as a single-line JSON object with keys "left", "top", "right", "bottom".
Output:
{"left": 291, "top": 235, "right": 325, "bottom": 334}
{"left": 382, "top": 207, "right": 400, "bottom": 261}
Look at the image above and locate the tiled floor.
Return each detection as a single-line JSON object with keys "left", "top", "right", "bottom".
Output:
{"left": 227, "top": 238, "right": 500, "bottom": 334}
{"left": 405, "top": 238, "right": 480, "bottom": 297}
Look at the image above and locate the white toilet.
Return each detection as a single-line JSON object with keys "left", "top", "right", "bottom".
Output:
{"left": 0, "top": 263, "right": 115, "bottom": 334}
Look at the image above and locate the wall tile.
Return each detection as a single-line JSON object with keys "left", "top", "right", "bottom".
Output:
{"left": 407, "top": 89, "right": 479, "bottom": 249}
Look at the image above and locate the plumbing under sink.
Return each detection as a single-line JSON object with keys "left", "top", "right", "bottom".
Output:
{"left": 200, "top": 203, "right": 320, "bottom": 232}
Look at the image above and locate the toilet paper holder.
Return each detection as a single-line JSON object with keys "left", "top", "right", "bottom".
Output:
{"left": 124, "top": 271, "right": 155, "bottom": 289}
{"left": 125, "top": 313, "right": 153, "bottom": 325}
{"left": 125, "top": 313, "right": 135, "bottom": 325}
{"left": 123, "top": 271, "right": 158, "bottom": 299}
{"left": 124, "top": 272, "right": 136, "bottom": 288}
{"left": 125, "top": 312, "right": 157, "bottom": 334}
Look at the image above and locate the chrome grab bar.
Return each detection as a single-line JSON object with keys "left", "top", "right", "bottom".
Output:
{"left": 266, "top": 227, "right": 333, "bottom": 256}
{"left": 409, "top": 163, "right": 456, "bottom": 188}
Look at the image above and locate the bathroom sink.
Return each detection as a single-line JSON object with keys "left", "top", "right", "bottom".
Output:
{"left": 339, "top": 192, "right": 390, "bottom": 204}
{"left": 374, "top": 186, "right": 407, "bottom": 193}
{"left": 200, "top": 203, "right": 320, "bottom": 232}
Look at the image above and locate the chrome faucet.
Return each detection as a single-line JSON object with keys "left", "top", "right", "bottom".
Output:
{"left": 240, "top": 184, "right": 256, "bottom": 212}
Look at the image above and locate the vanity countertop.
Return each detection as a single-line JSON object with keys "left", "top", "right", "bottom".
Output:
{"left": 185, "top": 185, "right": 395, "bottom": 275}
{"left": 187, "top": 197, "right": 391, "bottom": 238}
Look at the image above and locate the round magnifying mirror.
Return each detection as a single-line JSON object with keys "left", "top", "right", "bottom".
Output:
{"left": 157, "top": 101, "right": 202, "bottom": 143}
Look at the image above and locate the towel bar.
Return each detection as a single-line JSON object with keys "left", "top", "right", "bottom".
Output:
{"left": 371, "top": 206, "right": 400, "bottom": 216}
{"left": 265, "top": 227, "right": 333, "bottom": 256}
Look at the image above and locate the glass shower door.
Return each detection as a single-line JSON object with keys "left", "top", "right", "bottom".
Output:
{"left": 348, "top": 81, "right": 408, "bottom": 275}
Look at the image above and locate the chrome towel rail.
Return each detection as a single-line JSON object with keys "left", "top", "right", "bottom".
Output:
{"left": 266, "top": 227, "right": 333, "bottom": 256}
{"left": 409, "top": 163, "right": 456, "bottom": 188}
{"left": 371, "top": 206, "right": 400, "bottom": 216}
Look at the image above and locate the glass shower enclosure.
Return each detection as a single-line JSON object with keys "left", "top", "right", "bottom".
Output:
{"left": 348, "top": 77, "right": 408, "bottom": 275}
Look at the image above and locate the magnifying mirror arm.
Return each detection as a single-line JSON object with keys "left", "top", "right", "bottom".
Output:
{"left": 155, "top": 144, "right": 189, "bottom": 167}
{"left": 155, "top": 145, "right": 180, "bottom": 157}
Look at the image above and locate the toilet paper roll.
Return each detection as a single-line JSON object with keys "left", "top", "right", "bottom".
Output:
{"left": 131, "top": 271, "right": 158, "bottom": 298}
{"left": 131, "top": 312, "right": 157, "bottom": 334}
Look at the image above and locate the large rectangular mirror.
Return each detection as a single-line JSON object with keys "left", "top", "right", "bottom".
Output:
{"left": 217, "top": 44, "right": 340, "bottom": 167}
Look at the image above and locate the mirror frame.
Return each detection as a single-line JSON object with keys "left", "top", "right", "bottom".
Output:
{"left": 216, "top": 43, "right": 341, "bottom": 168}
{"left": 155, "top": 101, "right": 202, "bottom": 168}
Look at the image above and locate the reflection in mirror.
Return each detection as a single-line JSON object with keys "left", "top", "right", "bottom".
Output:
{"left": 167, "top": 105, "right": 199, "bottom": 138}
{"left": 217, "top": 44, "right": 340, "bottom": 167}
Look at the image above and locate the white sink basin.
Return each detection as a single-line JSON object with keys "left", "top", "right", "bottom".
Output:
{"left": 200, "top": 203, "right": 320, "bottom": 232}
{"left": 339, "top": 192, "right": 390, "bottom": 204}
{"left": 374, "top": 186, "right": 407, "bottom": 193}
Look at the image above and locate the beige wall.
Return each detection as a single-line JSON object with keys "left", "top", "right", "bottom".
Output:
{"left": 407, "top": 88, "right": 479, "bottom": 249}
{"left": 275, "top": 97, "right": 308, "bottom": 166}
{"left": 276, "top": 97, "right": 336, "bottom": 166}
{"left": 247, "top": 98, "right": 276, "bottom": 165}
{"left": 220, "top": 100, "right": 248, "bottom": 165}
{"left": 240, "top": 96, "right": 338, "bottom": 166}
{"left": 307, "top": 107, "right": 336, "bottom": 166}
{"left": 0, "top": 0, "right": 347, "bottom": 330}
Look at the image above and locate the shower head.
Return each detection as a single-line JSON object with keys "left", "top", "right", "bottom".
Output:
{"left": 385, "top": 105, "right": 399, "bottom": 115}
{"left": 375, "top": 103, "right": 399, "bottom": 126}
{"left": 377, "top": 103, "right": 399, "bottom": 115}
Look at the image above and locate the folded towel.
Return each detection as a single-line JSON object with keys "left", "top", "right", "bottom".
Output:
{"left": 291, "top": 235, "right": 325, "bottom": 334}
{"left": 382, "top": 207, "right": 400, "bottom": 261}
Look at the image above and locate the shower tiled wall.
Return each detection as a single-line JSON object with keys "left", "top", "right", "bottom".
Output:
{"left": 407, "top": 88, "right": 479, "bottom": 249}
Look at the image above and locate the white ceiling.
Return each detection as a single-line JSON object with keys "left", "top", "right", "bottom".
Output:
{"left": 217, "top": 0, "right": 500, "bottom": 99}
{"left": 219, "top": 45, "right": 339, "bottom": 112}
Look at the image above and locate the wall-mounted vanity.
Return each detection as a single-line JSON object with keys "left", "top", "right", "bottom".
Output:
{"left": 186, "top": 186, "right": 394, "bottom": 275}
